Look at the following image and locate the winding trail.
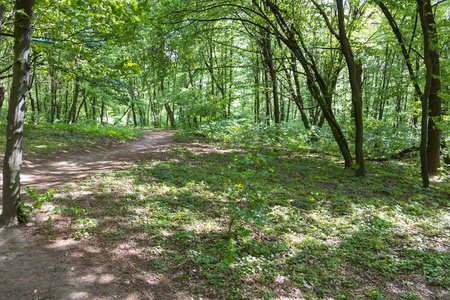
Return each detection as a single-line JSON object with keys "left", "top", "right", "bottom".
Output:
{"left": 0, "top": 130, "right": 175, "bottom": 300}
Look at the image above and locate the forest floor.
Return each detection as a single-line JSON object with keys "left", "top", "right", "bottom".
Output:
{"left": 0, "top": 131, "right": 177, "bottom": 299}
{"left": 0, "top": 130, "right": 449, "bottom": 299}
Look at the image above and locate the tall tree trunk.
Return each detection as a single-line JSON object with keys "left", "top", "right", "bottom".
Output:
{"left": 261, "top": 33, "right": 280, "bottom": 124}
{"left": 264, "top": 66, "right": 271, "bottom": 126}
{"left": 1, "top": 0, "right": 35, "bottom": 226}
{"left": 289, "top": 54, "right": 310, "bottom": 129}
{"left": 254, "top": 55, "right": 260, "bottom": 123}
{"left": 419, "top": 0, "right": 441, "bottom": 176}
{"left": 50, "top": 68, "right": 57, "bottom": 124}
{"left": 336, "top": 0, "right": 365, "bottom": 176}
{"left": 417, "top": 0, "right": 432, "bottom": 187}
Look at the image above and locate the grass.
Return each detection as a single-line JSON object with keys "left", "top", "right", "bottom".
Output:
{"left": 0, "top": 121, "right": 145, "bottom": 158}
{"left": 31, "top": 134, "right": 450, "bottom": 299}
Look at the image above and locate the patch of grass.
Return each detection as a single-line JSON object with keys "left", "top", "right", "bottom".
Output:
{"left": 0, "top": 121, "right": 145, "bottom": 157}
{"left": 36, "top": 142, "right": 450, "bottom": 299}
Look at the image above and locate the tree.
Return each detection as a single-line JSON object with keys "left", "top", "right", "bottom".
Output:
{"left": 1, "top": 0, "right": 35, "bottom": 226}
{"left": 417, "top": 0, "right": 442, "bottom": 178}
{"left": 376, "top": 0, "right": 443, "bottom": 185}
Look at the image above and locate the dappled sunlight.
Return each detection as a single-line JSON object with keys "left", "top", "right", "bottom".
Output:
{"left": 2, "top": 131, "right": 449, "bottom": 299}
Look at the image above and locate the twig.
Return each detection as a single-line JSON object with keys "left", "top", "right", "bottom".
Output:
{"left": 423, "top": 237, "right": 450, "bottom": 247}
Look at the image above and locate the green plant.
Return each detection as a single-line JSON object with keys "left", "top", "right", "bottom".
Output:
{"left": 52, "top": 205, "right": 89, "bottom": 227}
{"left": 225, "top": 153, "right": 275, "bottom": 240}
{"left": 17, "top": 187, "right": 55, "bottom": 223}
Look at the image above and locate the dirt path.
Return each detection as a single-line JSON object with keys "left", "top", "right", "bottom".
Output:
{"left": 0, "top": 131, "right": 175, "bottom": 300}
{"left": 19, "top": 130, "right": 175, "bottom": 193}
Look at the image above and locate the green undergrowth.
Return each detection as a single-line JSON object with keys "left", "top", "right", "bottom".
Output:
{"left": 177, "top": 118, "right": 427, "bottom": 160}
{"left": 0, "top": 121, "right": 145, "bottom": 157}
{"left": 36, "top": 139, "right": 450, "bottom": 299}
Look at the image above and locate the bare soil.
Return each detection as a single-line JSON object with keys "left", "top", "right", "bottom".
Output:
{"left": 0, "top": 131, "right": 178, "bottom": 300}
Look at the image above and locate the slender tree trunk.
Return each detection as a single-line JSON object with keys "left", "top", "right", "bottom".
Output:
{"left": 92, "top": 97, "right": 96, "bottom": 121}
{"left": 254, "top": 55, "right": 260, "bottom": 123}
{"left": 336, "top": 0, "right": 365, "bottom": 176}
{"left": 63, "top": 88, "right": 69, "bottom": 121}
{"left": 290, "top": 54, "right": 310, "bottom": 129}
{"left": 34, "top": 76, "right": 41, "bottom": 117}
{"left": 83, "top": 94, "right": 88, "bottom": 119}
{"left": 75, "top": 90, "right": 86, "bottom": 122}
{"left": 100, "top": 100, "right": 105, "bottom": 124}
{"left": 1, "top": 0, "right": 35, "bottom": 226}
{"left": 68, "top": 77, "right": 79, "bottom": 124}
{"left": 131, "top": 103, "right": 137, "bottom": 127}
{"left": 261, "top": 33, "right": 280, "bottom": 124}
{"left": 0, "top": 84, "right": 5, "bottom": 110}
{"left": 50, "top": 68, "right": 57, "bottom": 124}
{"left": 264, "top": 67, "right": 271, "bottom": 126}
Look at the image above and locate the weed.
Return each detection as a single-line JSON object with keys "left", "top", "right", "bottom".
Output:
{"left": 17, "top": 187, "right": 55, "bottom": 223}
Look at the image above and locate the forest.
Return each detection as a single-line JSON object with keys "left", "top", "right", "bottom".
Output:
{"left": 0, "top": 0, "right": 449, "bottom": 299}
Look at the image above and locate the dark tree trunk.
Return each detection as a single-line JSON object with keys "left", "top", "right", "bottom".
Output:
{"left": 0, "top": 84, "right": 5, "bottom": 110}
{"left": 34, "top": 77, "right": 41, "bottom": 116}
{"left": 100, "top": 100, "right": 105, "bottom": 124}
{"left": 1, "top": 0, "right": 35, "bottom": 226}
{"left": 420, "top": 0, "right": 441, "bottom": 176}
{"left": 68, "top": 77, "right": 79, "bottom": 124}
{"left": 336, "top": 0, "right": 365, "bottom": 177}
{"left": 164, "top": 103, "right": 176, "bottom": 129}
{"left": 254, "top": 55, "right": 260, "bottom": 123}
{"left": 92, "top": 97, "right": 96, "bottom": 121}
{"left": 261, "top": 33, "right": 280, "bottom": 124}
{"left": 131, "top": 103, "right": 138, "bottom": 127}
{"left": 417, "top": 0, "right": 432, "bottom": 187}
{"left": 290, "top": 54, "right": 310, "bottom": 129}
{"left": 264, "top": 67, "right": 271, "bottom": 126}
{"left": 49, "top": 68, "right": 57, "bottom": 124}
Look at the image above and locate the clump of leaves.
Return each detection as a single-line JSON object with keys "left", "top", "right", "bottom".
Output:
{"left": 17, "top": 187, "right": 55, "bottom": 223}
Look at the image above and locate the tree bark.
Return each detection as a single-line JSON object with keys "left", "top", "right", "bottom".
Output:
{"left": 1, "top": 0, "right": 35, "bottom": 226}
{"left": 165, "top": 103, "right": 176, "bottom": 129}
{"left": 49, "top": 68, "right": 57, "bottom": 124}
{"left": 336, "top": 0, "right": 365, "bottom": 176}
{"left": 0, "top": 84, "right": 5, "bottom": 110}
{"left": 261, "top": 33, "right": 280, "bottom": 124}
{"left": 420, "top": 0, "right": 441, "bottom": 176}
{"left": 290, "top": 54, "right": 310, "bottom": 130}
{"left": 68, "top": 77, "right": 79, "bottom": 124}
{"left": 417, "top": 0, "right": 432, "bottom": 187}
